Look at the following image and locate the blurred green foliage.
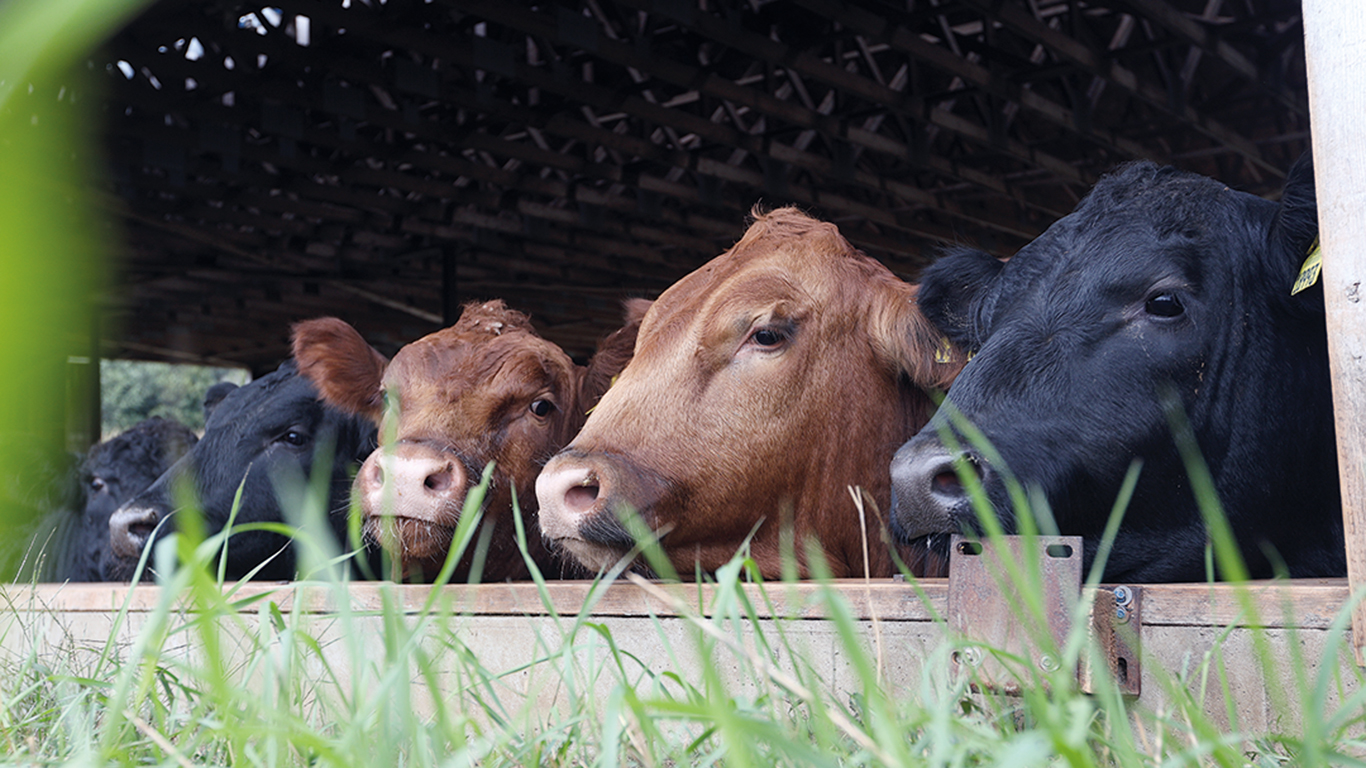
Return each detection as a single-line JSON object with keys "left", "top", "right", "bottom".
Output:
{"left": 0, "top": 0, "right": 153, "bottom": 578}
{"left": 101, "top": 360, "right": 248, "bottom": 438}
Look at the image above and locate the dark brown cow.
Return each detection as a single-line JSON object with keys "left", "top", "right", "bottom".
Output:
{"left": 536, "top": 208, "right": 962, "bottom": 579}
{"left": 292, "top": 300, "right": 641, "bottom": 581}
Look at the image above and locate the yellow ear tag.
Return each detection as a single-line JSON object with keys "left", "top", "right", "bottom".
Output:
{"left": 1291, "top": 238, "right": 1322, "bottom": 296}
{"left": 934, "top": 337, "right": 954, "bottom": 364}
{"left": 585, "top": 374, "right": 619, "bottom": 416}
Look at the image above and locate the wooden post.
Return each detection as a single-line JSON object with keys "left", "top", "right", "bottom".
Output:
{"left": 1303, "top": 1, "right": 1366, "bottom": 665}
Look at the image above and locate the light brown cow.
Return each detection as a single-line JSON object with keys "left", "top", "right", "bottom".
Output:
{"left": 536, "top": 208, "right": 963, "bottom": 579}
{"left": 292, "top": 300, "right": 642, "bottom": 581}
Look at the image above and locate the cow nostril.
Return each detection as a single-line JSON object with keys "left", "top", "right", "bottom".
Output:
{"left": 128, "top": 520, "right": 154, "bottom": 544}
{"left": 564, "top": 483, "right": 600, "bottom": 515}
{"left": 424, "top": 464, "right": 455, "bottom": 493}
{"left": 110, "top": 507, "right": 160, "bottom": 558}
{"left": 933, "top": 454, "right": 985, "bottom": 497}
{"left": 932, "top": 470, "right": 962, "bottom": 495}
{"left": 358, "top": 457, "right": 384, "bottom": 492}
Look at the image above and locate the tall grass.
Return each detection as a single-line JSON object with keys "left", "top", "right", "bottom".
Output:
{"left": 1, "top": 459, "right": 1365, "bottom": 766}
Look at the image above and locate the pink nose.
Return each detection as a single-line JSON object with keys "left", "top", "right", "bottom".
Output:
{"left": 535, "top": 458, "right": 604, "bottom": 542}
{"left": 357, "top": 442, "right": 467, "bottom": 523}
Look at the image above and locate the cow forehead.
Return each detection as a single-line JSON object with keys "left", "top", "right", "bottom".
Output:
{"left": 222, "top": 377, "right": 326, "bottom": 436}
{"left": 641, "top": 244, "right": 875, "bottom": 346}
{"left": 998, "top": 177, "right": 1265, "bottom": 305}
{"left": 206, "top": 366, "right": 311, "bottom": 427}
{"left": 383, "top": 328, "right": 575, "bottom": 410}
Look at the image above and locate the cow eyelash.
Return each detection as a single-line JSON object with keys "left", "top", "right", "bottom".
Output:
{"left": 746, "top": 326, "right": 788, "bottom": 348}
{"left": 1144, "top": 292, "right": 1185, "bottom": 319}
{"left": 276, "top": 427, "right": 310, "bottom": 447}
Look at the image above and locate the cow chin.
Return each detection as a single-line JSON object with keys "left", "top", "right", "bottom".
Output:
{"left": 552, "top": 536, "right": 633, "bottom": 574}
{"left": 363, "top": 514, "right": 456, "bottom": 563}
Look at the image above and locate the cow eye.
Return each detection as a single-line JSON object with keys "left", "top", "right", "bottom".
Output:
{"left": 749, "top": 328, "right": 785, "bottom": 347}
{"left": 279, "top": 429, "right": 310, "bottom": 447}
{"left": 89, "top": 477, "right": 107, "bottom": 493}
{"left": 529, "top": 399, "right": 555, "bottom": 418}
{"left": 1145, "top": 293, "right": 1184, "bottom": 318}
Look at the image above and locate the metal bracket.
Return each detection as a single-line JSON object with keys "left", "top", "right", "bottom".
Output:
{"left": 1082, "top": 583, "right": 1142, "bottom": 697}
{"left": 946, "top": 534, "right": 1141, "bottom": 697}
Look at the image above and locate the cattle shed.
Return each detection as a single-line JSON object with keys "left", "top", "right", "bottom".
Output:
{"left": 93, "top": 0, "right": 1312, "bottom": 370}
{"left": 13, "top": 0, "right": 1366, "bottom": 728}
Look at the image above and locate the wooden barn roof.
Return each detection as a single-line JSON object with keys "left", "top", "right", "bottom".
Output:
{"left": 95, "top": 0, "right": 1310, "bottom": 371}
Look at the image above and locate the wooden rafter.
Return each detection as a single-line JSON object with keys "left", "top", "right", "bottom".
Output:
{"left": 89, "top": 0, "right": 1309, "bottom": 370}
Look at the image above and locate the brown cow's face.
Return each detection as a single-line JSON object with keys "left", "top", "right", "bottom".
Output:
{"left": 537, "top": 209, "right": 958, "bottom": 579}
{"left": 357, "top": 316, "right": 581, "bottom": 579}
{"left": 294, "top": 300, "right": 642, "bottom": 582}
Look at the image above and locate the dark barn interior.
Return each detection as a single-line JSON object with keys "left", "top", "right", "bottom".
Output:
{"left": 95, "top": 0, "right": 1311, "bottom": 372}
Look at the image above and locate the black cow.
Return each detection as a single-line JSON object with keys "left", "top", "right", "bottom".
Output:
{"left": 891, "top": 154, "right": 1344, "bottom": 582}
{"left": 55, "top": 417, "right": 198, "bottom": 582}
{"left": 104, "top": 361, "right": 377, "bottom": 581}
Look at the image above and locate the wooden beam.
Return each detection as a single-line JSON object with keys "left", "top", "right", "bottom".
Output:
{"left": 1118, "top": 0, "right": 1306, "bottom": 118}
{"left": 1302, "top": 0, "right": 1366, "bottom": 666}
{"left": 101, "top": 58, "right": 762, "bottom": 261}
{"left": 795, "top": 0, "right": 1164, "bottom": 165}
{"left": 110, "top": 340, "right": 246, "bottom": 368}
{"left": 4, "top": 578, "right": 1351, "bottom": 629}
{"left": 612, "top": 0, "right": 1091, "bottom": 186}
{"left": 452, "top": 0, "right": 1073, "bottom": 225}
{"left": 291, "top": 0, "right": 1049, "bottom": 240}
{"left": 955, "top": 0, "right": 1283, "bottom": 180}
{"left": 104, "top": 106, "right": 720, "bottom": 286}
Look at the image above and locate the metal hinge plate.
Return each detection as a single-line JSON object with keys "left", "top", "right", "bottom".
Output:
{"left": 946, "top": 534, "right": 1141, "bottom": 697}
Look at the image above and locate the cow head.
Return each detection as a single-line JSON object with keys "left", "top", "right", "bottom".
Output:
{"left": 891, "top": 154, "right": 1343, "bottom": 581}
{"left": 104, "top": 362, "right": 377, "bottom": 581}
{"left": 292, "top": 300, "right": 642, "bottom": 581}
{"left": 65, "top": 417, "right": 198, "bottom": 582}
{"left": 536, "top": 207, "right": 960, "bottom": 579}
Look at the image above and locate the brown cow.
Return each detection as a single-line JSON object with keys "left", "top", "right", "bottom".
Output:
{"left": 292, "top": 300, "right": 642, "bottom": 582}
{"left": 536, "top": 208, "right": 963, "bottom": 579}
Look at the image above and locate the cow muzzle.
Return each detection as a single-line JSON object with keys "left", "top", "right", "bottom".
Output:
{"left": 536, "top": 451, "right": 664, "bottom": 572}
{"left": 889, "top": 438, "right": 990, "bottom": 543}
{"left": 357, "top": 442, "right": 468, "bottom": 560}
{"left": 108, "top": 504, "right": 162, "bottom": 561}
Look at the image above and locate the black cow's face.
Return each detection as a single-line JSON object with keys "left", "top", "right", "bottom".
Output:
{"left": 891, "top": 156, "right": 1342, "bottom": 582}
{"left": 103, "top": 363, "right": 376, "bottom": 581}
{"left": 64, "top": 417, "right": 196, "bottom": 582}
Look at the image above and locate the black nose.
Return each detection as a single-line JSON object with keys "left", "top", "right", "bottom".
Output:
{"left": 109, "top": 504, "right": 161, "bottom": 560}
{"left": 890, "top": 440, "right": 989, "bottom": 542}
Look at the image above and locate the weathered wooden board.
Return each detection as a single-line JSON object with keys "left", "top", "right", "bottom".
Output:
{"left": 1303, "top": 0, "right": 1366, "bottom": 667}
{"left": 11, "top": 578, "right": 1353, "bottom": 626}
{"left": 0, "top": 577, "right": 1356, "bottom": 732}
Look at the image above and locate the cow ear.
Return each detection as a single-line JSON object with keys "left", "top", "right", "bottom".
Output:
{"left": 870, "top": 280, "right": 963, "bottom": 391}
{"left": 580, "top": 299, "right": 651, "bottom": 413}
{"left": 917, "top": 246, "right": 1006, "bottom": 351}
{"left": 1270, "top": 151, "right": 1322, "bottom": 309}
{"left": 291, "top": 317, "right": 389, "bottom": 422}
{"left": 201, "top": 381, "right": 238, "bottom": 426}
